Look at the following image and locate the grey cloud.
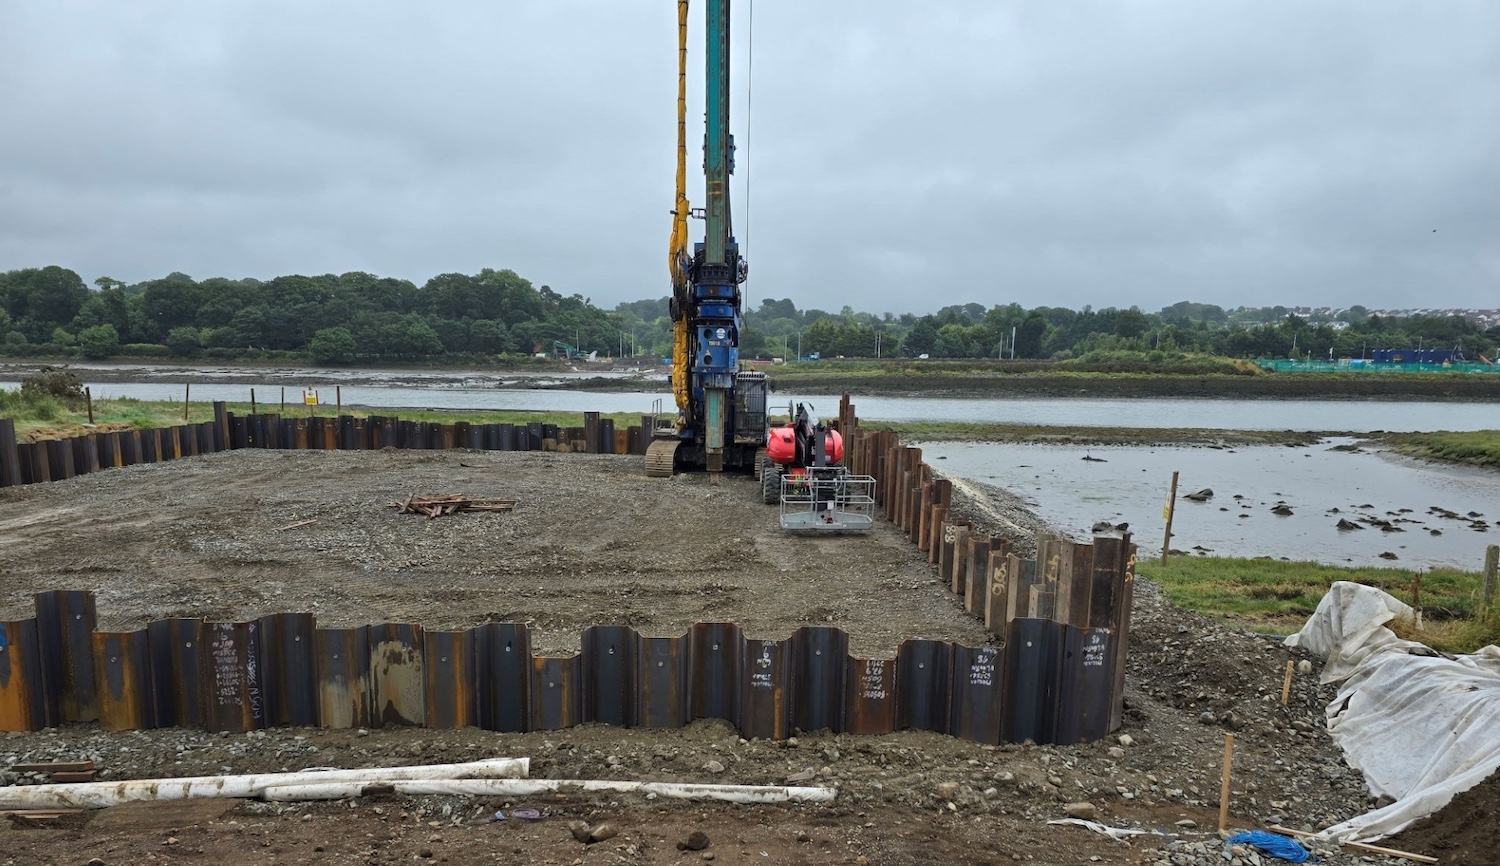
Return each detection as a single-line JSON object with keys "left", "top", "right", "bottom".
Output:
{"left": 1, "top": 0, "right": 1495, "bottom": 313}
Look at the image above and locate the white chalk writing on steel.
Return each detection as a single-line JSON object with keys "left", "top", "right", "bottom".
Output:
{"left": 861, "top": 659, "right": 887, "bottom": 700}
{"left": 1083, "top": 629, "right": 1109, "bottom": 668}
{"left": 969, "top": 648, "right": 997, "bottom": 687}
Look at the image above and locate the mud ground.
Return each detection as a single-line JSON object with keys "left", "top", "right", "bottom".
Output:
{"left": 1388, "top": 769, "right": 1500, "bottom": 865}
{"left": 0, "top": 448, "right": 1449, "bottom": 865}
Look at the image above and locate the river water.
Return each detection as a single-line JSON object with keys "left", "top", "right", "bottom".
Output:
{"left": 4, "top": 378, "right": 1497, "bottom": 432}
{"left": 923, "top": 439, "right": 1497, "bottom": 570}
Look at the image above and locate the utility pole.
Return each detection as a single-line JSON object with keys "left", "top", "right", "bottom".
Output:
{"left": 1010, "top": 326, "right": 1017, "bottom": 360}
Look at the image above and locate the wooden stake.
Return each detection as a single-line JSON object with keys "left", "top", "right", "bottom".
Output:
{"left": 280, "top": 386, "right": 285, "bottom": 412}
{"left": 1482, "top": 543, "right": 1494, "bottom": 612}
{"left": 336, "top": 385, "right": 342, "bottom": 415}
{"left": 1280, "top": 660, "right": 1294, "bottom": 705}
{"left": 1161, "top": 470, "right": 1179, "bottom": 565}
{"left": 1218, "top": 732, "right": 1234, "bottom": 832}
{"left": 250, "top": 388, "right": 257, "bottom": 416}
{"left": 85, "top": 387, "right": 93, "bottom": 424}
{"left": 1412, "top": 571, "right": 1423, "bottom": 628}
{"left": 183, "top": 383, "right": 190, "bottom": 420}
{"left": 1269, "top": 827, "right": 1437, "bottom": 864}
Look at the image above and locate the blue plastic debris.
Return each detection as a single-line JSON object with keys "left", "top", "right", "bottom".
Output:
{"left": 1226, "top": 830, "right": 1311, "bottom": 863}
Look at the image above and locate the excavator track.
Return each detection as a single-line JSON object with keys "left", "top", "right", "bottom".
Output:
{"left": 644, "top": 439, "right": 680, "bottom": 478}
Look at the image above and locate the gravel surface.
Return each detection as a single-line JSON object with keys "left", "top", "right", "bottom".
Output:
{"left": 0, "top": 449, "right": 991, "bottom": 656}
{"left": 0, "top": 447, "right": 1425, "bottom": 865}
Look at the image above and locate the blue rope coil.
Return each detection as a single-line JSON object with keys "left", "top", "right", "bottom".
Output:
{"left": 1226, "top": 830, "right": 1312, "bottom": 863}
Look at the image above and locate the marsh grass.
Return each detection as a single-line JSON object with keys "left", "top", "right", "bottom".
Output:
{"left": 1137, "top": 555, "right": 1498, "bottom": 651}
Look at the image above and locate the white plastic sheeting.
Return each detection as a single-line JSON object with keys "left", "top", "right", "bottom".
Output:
{"left": 1285, "top": 581, "right": 1500, "bottom": 842}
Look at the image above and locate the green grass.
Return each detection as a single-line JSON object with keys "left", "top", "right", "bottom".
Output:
{"left": 1385, "top": 430, "right": 1500, "bottom": 469}
{"left": 863, "top": 420, "right": 1320, "bottom": 447}
{"left": 1138, "top": 555, "right": 1500, "bottom": 652}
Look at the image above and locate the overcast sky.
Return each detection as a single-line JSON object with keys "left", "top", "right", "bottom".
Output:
{"left": 1, "top": 1, "right": 1496, "bottom": 315}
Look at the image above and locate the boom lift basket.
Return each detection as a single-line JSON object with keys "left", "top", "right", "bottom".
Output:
{"left": 778, "top": 471, "right": 877, "bottom": 532}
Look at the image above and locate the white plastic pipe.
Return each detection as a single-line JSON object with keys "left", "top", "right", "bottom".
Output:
{"left": 0, "top": 757, "right": 530, "bottom": 810}
{"left": 260, "top": 778, "right": 837, "bottom": 804}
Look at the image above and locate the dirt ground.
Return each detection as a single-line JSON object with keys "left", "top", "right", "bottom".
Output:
{"left": 0, "top": 449, "right": 994, "bottom": 656}
{"left": 0, "top": 448, "right": 1436, "bottom": 865}
{"left": 1388, "top": 768, "right": 1500, "bottom": 865}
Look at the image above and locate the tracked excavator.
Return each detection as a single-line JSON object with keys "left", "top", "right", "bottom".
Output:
{"left": 644, "top": 0, "right": 769, "bottom": 483}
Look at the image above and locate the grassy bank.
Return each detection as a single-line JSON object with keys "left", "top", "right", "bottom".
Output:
{"left": 864, "top": 420, "right": 1323, "bottom": 447}
{"left": 759, "top": 356, "right": 1500, "bottom": 401}
{"left": 1137, "top": 555, "right": 1499, "bottom": 652}
{"left": 1383, "top": 431, "right": 1500, "bottom": 469}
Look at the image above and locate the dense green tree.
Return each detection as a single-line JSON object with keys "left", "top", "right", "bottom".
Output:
{"left": 469, "top": 319, "right": 515, "bottom": 354}
{"left": 77, "top": 324, "right": 120, "bottom": 359}
{"left": 140, "top": 275, "right": 204, "bottom": 340}
{"left": 0, "top": 266, "right": 90, "bottom": 341}
{"left": 309, "top": 327, "right": 357, "bottom": 364}
{"left": 904, "top": 317, "right": 939, "bottom": 355}
{"left": 165, "top": 327, "right": 203, "bottom": 356}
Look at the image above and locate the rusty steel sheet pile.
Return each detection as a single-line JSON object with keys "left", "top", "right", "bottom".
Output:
{"left": 0, "top": 576, "right": 1129, "bottom": 747}
{"left": 0, "top": 407, "right": 651, "bottom": 489}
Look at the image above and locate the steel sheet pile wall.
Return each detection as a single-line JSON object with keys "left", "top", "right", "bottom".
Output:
{"left": 0, "top": 407, "right": 647, "bottom": 488}
{"left": 833, "top": 394, "right": 1138, "bottom": 740}
{"left": 3, "top": 591, "right": 1108, "bottom": 745}
{"left": 0, "top": 394, "right": 1135, "bottom": 745}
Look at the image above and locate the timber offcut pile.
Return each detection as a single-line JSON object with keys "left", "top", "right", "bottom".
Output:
{"left": 388, "top": 494, "right": 517, "bottom": 519}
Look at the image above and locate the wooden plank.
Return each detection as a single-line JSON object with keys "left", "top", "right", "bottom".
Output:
{"left": 9, "top": 761, "right": 94, "bottom": 774}
{"left": 1269, "top": 827, "right": 1437, "bottom": 865}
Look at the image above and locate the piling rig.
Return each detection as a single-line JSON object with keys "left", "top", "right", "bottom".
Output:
{"left": 645, "top": 0, "right": 769, "bottom": 483}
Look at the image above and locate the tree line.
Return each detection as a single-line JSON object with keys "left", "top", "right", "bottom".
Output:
{"left": 3, "top": 264, "right": 1495, "bottom": 364}
{"left": 0, "top": 266, "right": 620, "bottom": 363}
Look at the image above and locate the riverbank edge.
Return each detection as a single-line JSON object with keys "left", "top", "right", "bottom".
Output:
{"left": 6, "top": 360, "right": 1500, "bottom": 401}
